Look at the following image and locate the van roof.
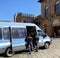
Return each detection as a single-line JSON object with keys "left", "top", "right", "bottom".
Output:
{"left": 0, "top": 22, "right": 36, "bottom": 27}
{"left": 0, "top": 22, "right": 41, "bottom": 30}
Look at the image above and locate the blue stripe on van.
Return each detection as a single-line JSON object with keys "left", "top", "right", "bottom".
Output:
{"left": 0, "top": 38, "right": 25, "bottom": 48}
{"left": 0, "top": 46, "right": 7, "bottom": 48}
{"left": 0, "top": 42, "right": 25, "bottom": 48}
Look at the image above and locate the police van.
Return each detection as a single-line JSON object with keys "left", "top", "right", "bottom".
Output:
{"left": 0, "top": 22, "right": 52, "bottom": 56}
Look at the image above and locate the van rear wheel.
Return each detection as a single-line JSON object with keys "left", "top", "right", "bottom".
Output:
{"left": 6, "top": 48, "right": 14, "bottom": 57}
{"left": 44, "top": 42, "right": 49, "bottom": 49}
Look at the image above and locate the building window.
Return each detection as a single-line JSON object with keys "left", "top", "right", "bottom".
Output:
{"left": 55, "top": 1, "right": 59, "bottom": 13}
{"left": 45, "top": 7, "right": 48, "bottom": 16}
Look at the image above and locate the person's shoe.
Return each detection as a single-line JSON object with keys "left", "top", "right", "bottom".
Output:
{"left": 29, "top": 52, "right": 31, "bottom": 54}
{"left": 31, "top": 49, "right": 33, "bottom": 51}
{"left": 36, "top": 50, "right": 38, "bottom": 52}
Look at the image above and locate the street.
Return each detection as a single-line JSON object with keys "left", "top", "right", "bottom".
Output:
{"left": 0, "top": 38, "right": 60, "bottom": 58}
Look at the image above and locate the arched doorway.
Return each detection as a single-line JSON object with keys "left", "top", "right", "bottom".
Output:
{"left": 52, "top": 19, "right": 60, "bottom": 37}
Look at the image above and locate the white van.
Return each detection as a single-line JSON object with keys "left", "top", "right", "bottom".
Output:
{"left": 0, "top": 22, "right": 52, "bottom": 56}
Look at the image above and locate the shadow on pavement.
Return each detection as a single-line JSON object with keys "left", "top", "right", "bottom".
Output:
{"left": 15, "top": 50, "right": 28, "bottom": 54}
{"left": 0, "top": 48, "right": 45, "bottom": 57}
{"left": 39, "top": 47, "right": 45, "bottom": 50}
{"left": 0, "top": 53, "right": 6, "bottom": 58}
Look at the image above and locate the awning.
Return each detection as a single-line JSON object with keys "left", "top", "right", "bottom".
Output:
{"left": 52, "top": 20, "right": 60, "bottom": 26}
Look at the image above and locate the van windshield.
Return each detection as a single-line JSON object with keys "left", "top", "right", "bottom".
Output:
{"left": 37, "top": 30, "right": 45, "bottom": 36}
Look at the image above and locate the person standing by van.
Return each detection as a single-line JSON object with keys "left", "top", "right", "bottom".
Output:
{"left": 32, "top": 33, "right": 39, "bottom": 52}
{"left": 35, "top": 35, "right": 39, "bottom": 52}
{"left": 25, "top": 34, "right": 33, "bottom": 54}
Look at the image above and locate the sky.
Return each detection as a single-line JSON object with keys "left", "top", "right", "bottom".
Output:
{"left": 0, "top": 0, "right": 41, "bottom": 21}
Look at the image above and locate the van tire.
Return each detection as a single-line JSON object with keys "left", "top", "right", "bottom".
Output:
{"left": 5, "top": 48, "right": 14, "bottom": 57}
{"left": 44, "top": 42, "right": 49, "bottom": 49}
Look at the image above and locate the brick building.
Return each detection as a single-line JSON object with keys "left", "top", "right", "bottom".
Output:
{"left": 38, "top": 0, "right": 60, "bottom": 37}
{"left": 33, "top": 15, "right": 41, "bottom": 27}
{"left": 14, "top": 13, "right": 34, "bottom": 23}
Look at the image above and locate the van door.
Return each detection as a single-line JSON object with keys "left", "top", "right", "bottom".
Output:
{"left": 3, "top": 27, "right": 11, "bottom": 47}
{"left": 37, "top": 30, "right": 45, "bottom": 46}
{"left": 11, "top": 27, "right": 26, "bottom": 51}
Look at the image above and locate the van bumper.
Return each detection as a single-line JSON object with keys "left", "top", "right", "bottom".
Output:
{"left": 0, "top": 48, "right": 6, "bottom": 54}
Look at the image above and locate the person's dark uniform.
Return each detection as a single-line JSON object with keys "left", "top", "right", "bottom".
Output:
{"left": 32, "top": 35, "right": 39, "bottom": 52}
{"left": 35, "top": 36, "right": 39, "bottom": 52}
{"left": 25, "top": 34, "right": 32, "bottom": 54}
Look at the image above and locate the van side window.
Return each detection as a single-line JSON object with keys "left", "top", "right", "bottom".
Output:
{"left": 0, "top": 28, "right": 2, "bottom": 39}
{"left": 3, "top": 28, "right": 10, "bottom": 39}
{"left": 37, "top": 30, "right": 45, "bottom": 36}
{"left": 12, "top": 27, "right": 26, "bottom": 39}
{"left": 18, "top": 28, "right": 26, "bottom": 38}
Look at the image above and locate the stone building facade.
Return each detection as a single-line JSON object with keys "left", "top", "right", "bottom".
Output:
{"left": 38, "top": 0, "right": 60, "bottom": 37}
{"left": 14, "top": 13, "right": 34, "bottom": 23}
{"left": 33, "top": 15, "right": 41, "bottom": 27}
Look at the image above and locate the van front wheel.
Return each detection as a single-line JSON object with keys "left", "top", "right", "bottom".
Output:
{"left": 44, "top": 42, "right": 49, "bottom": 49}
{"left": 6, "top": 48, "right": 14, "bottom": 57}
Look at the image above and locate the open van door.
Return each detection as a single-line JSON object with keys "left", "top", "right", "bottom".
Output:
{"left": 11, "top": 27, "right": 26, "bottom": 51}
{"left": 5, "top": 27, "right": 13, "bottom": 57}
{"left": 6, "top": 27, "right": 26, "bottom": 57}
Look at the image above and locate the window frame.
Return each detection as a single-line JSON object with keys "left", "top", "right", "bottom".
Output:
{"left": 45, "top": 7, "right": 49, "bottom": 16}
{"left": 37, "top": 30, "right": 45, "bottom": 36}
{"left": 3, "top": 27, "right": 10, "bottom": 39}
{"left": 12, "top": 27, "right": 26, "bottom": 39}
{"left": 55, "top": 1, "right": 60, "bottom": 13}
{"left": 0, "top": 28, "right": 2, "bottom": 39}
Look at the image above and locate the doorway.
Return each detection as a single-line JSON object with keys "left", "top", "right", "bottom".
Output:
{"left": 53, "top": 26, "right": 60, "bottom": 38}
{"left": 26, "top": 26, "right": 36, "bottom": 36}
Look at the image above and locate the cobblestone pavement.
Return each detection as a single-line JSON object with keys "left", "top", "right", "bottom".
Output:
{"left": 0, "top": 38, "right": 60, "bottom": 58}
